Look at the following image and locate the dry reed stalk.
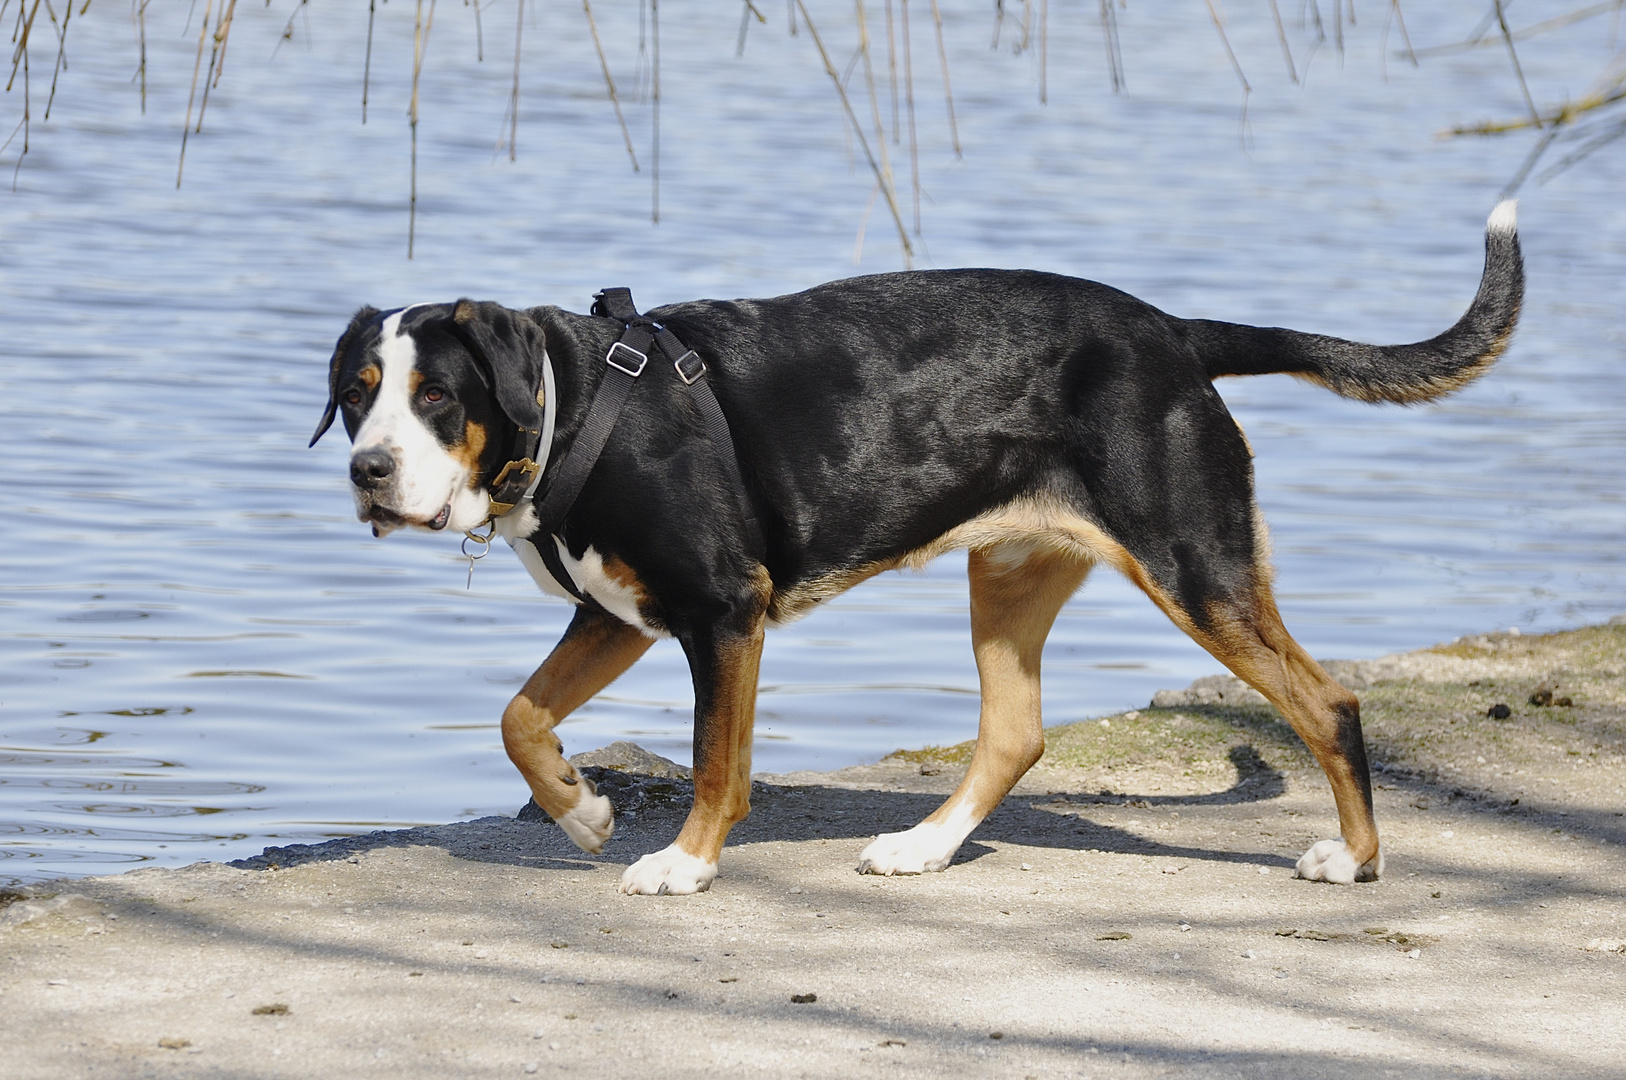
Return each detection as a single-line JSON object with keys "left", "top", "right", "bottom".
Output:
{"left": 272, "top": 0, "right": 310, "bottom": 57}
{"left": 362, "top": 0, "right": 375, "bottom": 122}
{"left": 1266, "top": 0, "right": 1297, "bottom": 83}
{"left": 1494, "top": 0, "right": 1544, "bottom": 131}
{"left": 1098, "top": 0, "right": 1124, "bottom": 93}
{"left": 854, "top": 0, "right": 898, "bottom": 223}
{"left": 42, "top": 0, "right": 72, "bottom": 122}
{"left": 1037, "top": 0, "right": 1046, "bottom": 103}
{"left": 1202, "top": 0, "right": 1251, "bottom": 126}
{"left": 884, "top": 0, "right": 897, "bottom": 139}
{"left": 3, "top": 0, "right": 41, "bottom": 186}
{"left": 643, "top": 0, "right": 650, "bottom": 222}
{"left": 135, "top": 0, "right": 149, "bottom": 115}
{"left": 584, "top": 0, "right": 638, "bottom": 172}
{"left": 176, "top": 0, "right": 214, "bottom": 187}
{"left": 1387, "top": 0, "right": 1417, "bottom": 68}
{"left": 926, "top": 0, "right": 957, "bottom": 157}
{"left": 507, "top": 0, "right": 520, "bottom": 161}
{"left": 852, "top": 178, "right": 878, "bottom": 263}
{"left": 900, "top": 0, "right": 918, "bottom": 235}
{"left": 471, "top": 0, "right": 483, "bottom": 63}
{"left": 409, "top": 0, "right": 438, "bottom": 259}
{"left": 194, "top": 0, "right": 240, "bottom": 139}
{"left": 794, "top": 0, "right": 910, "bottom": 260}
{"left": 1412, "top": 2, "right": 1623, "bottom": 60}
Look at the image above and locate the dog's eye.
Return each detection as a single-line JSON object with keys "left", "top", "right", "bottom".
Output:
{"left": 343, "top": 389, "right": 363, "bottom": 406}
{"left": 422, "top": 387, "right": 445, "bottom": 404}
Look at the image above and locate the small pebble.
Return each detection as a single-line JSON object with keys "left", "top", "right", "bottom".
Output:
{"left": 1258, "top": 867, "right": 1270, "bottom": 875}
{"left": 1242, "top": 950, "right": 1256, "bottom": 959}
{"left": 1178, "top": 923, "right": 1192, "bottom": 932}
{"left": 524, "top": 1064, "right": 539, "bottom": 1074}
{"left": 1407, "top": 949, "right": 1422, "bottom": 959}
{"left": 1020, "top": 863, "right": 1032, "bottom": 871}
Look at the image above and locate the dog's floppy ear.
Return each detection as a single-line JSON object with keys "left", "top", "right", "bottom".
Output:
{"left": 447, "top": 299, "right": 546, "bottom": 432}
{"left": 311, "top": 306, "right": 382, "bottom": 447}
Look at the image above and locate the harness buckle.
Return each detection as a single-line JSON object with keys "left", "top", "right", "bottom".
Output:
{"left": 672, "top": 349, "right": 706, "bottom": 385}
{"left": 605, "top": 341, "right": 648, "bottom": 377}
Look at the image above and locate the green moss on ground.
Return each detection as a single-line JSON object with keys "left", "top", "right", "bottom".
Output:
{"left": 887, "top": 622, "right": 1626, "bottom": 785}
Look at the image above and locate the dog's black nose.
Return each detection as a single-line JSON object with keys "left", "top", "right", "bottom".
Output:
{"left": 350, "top": 449, "right": 395, "bottom": 489}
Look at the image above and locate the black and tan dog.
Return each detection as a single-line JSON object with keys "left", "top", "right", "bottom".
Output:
{"left": 313, "top": 203, "right": 1522, "bottom": 895}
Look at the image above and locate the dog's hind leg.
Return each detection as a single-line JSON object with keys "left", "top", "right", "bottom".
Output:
{"left": 1062, "top": 381, "right": 1381, "bottom": 882}
{"left": 1181, "top": 588, "right": 1382, "bottom": 883}
{"left": 858, "top": 545, "right": 1091, "bottom": 876}
{"left": 502, "top": 605, "right": 654, "bottom": 853}
{"left": 620, "top": 609, "right": 767, "bottom": 895}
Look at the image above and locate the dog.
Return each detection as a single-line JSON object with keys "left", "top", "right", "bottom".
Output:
{"left": 312, "top": 203, "right": 1522, "bottom": 895}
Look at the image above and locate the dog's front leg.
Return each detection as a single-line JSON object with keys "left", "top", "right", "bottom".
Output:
{"left": 619, "top": 611, "right": 765, "bottom": 896}
{"left": 503, "top": 606, "right": 654, "bottom": 853}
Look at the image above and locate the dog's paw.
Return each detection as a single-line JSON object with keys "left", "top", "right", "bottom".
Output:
{"left": 1295, "top": 838, "right": 1383, "bottom": 884}
{"left": 618, "top": 845, "right": 717, "bottom": 896}
{"left": 856, "top": 823, "right": 958, "bottom": 876}
{"left": 555, "top": 786, "right": 614, "bottom": 854}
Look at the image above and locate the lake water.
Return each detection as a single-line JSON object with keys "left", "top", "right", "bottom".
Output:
{"left": 2, "top": 3, "right": 1621, "bottom": 885}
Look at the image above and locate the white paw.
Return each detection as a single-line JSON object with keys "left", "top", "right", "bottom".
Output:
{"left": 857, "top": 822, "right": 959, "bottom": 876}
{"left": 1295, "top": 838, "right": 1383, "bottom": 884}
{"left": 618, "top": 844, "right": 717, "bottom": 896}
{"left": 555, "top": 787, "right": 614, "bottom": 854}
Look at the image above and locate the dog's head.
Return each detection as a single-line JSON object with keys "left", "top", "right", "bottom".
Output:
{"left": 311, "top": 300, "right": 546, "bottom": 537}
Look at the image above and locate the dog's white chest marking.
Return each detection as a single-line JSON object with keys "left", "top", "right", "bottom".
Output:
{"left": 496, "top": 513, "right": 666, "bottom": 639}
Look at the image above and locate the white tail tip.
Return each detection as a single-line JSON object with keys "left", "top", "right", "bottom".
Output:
{"left": 1488, "top": 199, "right": 1518, "bottom": 235}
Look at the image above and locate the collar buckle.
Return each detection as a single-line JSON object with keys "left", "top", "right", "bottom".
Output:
{"left": 487, "top": 457, "right": 541, "bottom": 517}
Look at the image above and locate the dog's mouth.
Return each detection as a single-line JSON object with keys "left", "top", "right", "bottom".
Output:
{"left": 359, "top": 500, "right": 452, "bottom": 536}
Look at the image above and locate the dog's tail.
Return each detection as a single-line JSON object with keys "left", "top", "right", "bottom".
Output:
{"left": 1195, "top": 201, "right": 1523, "bottom": 403}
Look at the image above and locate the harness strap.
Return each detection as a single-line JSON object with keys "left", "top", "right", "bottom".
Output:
{"left": 592, "top": 289, "right": 765, "bottom": 558}
{"left": 526, "top": 326, "right": 648, "bottom": 608}
{"left": 520, "top": 288, "right": 762, "bottom": 609}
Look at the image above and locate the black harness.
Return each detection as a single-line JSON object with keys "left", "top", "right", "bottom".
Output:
{"left": 503, "top": 288, "right": 762, "bottom": 608}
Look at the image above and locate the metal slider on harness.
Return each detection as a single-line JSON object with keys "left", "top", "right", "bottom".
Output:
{"left": 605, "top": 341, "right": 648, "bottom": 377}
{"left": 672, "top": 350, "right": 706, "bottom": 385}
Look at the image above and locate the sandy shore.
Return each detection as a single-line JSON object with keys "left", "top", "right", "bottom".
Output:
{"left": 4, "top": 621, "right": 1623, "bottom": 1079}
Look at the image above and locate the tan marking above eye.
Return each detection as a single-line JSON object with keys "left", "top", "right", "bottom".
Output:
{"left": 358, "top": 365, "right": 381, "bottom": 390}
